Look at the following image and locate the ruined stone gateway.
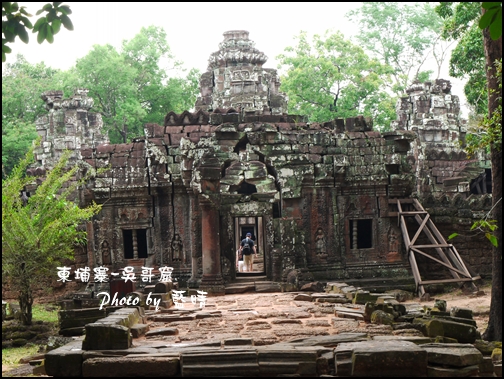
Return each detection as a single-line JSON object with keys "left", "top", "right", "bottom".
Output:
{"left": 30, "top": 31, "right": 493, "bottom": 296}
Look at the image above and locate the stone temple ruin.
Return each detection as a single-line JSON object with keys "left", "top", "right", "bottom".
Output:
{"left": 28, "top": 30, "right": 493, "bottom": 297}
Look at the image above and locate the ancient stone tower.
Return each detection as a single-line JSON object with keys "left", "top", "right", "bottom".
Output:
{"left": 195, "top": 30, "right": 287, "bottom": 115}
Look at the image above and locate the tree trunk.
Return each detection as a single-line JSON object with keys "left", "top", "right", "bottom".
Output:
{"left": 481, "top": 10, "right": 502, "bottom": 343}
{"left": 18, "top": 284, "right": 33, "bottom": 326}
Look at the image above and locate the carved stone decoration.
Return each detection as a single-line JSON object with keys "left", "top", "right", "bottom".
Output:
{"left": 171, "top": 234, "right": 184, "bottom": 263}
{"left": 387, "top": 227, "right": 401, "bottom": 262}
{"left": 315, "top": 227, "right": 327, "bottom": 259}
{"left": 101, "top": 241, "right": 111, "bottom": 265}
{"left": 118, "top": 207, "right": 139, "bottom": 222}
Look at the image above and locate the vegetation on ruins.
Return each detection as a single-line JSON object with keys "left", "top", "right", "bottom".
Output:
{"left": 2, "top": 2, "right": 73, "bottom": 62}
{"left": 72, "top": 25, "right": 199, "bottom": 144}
{"left": 276, "top": 31, "right": 396, "bottom": 129}
{"left": 347, "top": 2, "right": 449, "bottom": 96}
{"left": 2, "top": 143, "right": 102, "bottom": 325}
{"left": 2, "top": 26, "right": 199, "bottom": 177}
{"left": 2, "top": 55, "right": 73, "bottom": 178}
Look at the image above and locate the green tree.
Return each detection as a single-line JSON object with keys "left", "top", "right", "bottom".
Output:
{"left": 2, "top": 54, "right": 75, "bottom": 178}
{"left": 2, "top": 143, "right": 102, "bottom": 325}
{"left": 2, "top": 2, "right": 73, "bottom": 62}
{"left": 277, "top": 30, "right": 396, "bottom": 130}
{"left": 436, "top": 2, "right": 488, "bottom": 115}
{"left": 347, "top": 2, "right": 447, "bottom": 95}
{"left": 75, "top": 26, "right": 199, "bottom": 143}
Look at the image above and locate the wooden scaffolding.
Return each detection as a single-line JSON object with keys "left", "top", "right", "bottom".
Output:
{"left": 389, "top": 198, "right": 480, "bottom": 296}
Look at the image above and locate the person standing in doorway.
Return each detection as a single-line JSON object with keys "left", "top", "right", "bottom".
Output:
{"left": 240, "top": 232, "right": 257, "bottom": 272}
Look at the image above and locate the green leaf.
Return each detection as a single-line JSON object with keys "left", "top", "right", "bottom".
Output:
{"left": 42, "top": 3, "right": 53, "bottom": 11}
{"left": 2, "top": 50, "right": 5, "bottom": 63}
{"left": 489, "top": 10, "right": 502, "bottom": 40}
{"left": 59, "top": 5, "right": 71, "bottom": 15}
{"left": 33, "top": 17, "right": 46, "bottom": 32}
{"left": 51, "top": 18, "right": 61, "bottom": 34}
{"left": 37, "top": 23, "right": 47, "bottom": 44}
{"left": 19, "top": 7, "right": 32, "bottom": 17}
{"left": 17, "top": 24, "right": 29, "bottom": 43}
{"left": 20, "top": 16, "right": 33, "bottom": 29}
{"left": 479, "top": 8, "right": 496, "bottom": 29}
{"left": 2, "top": 44, "right": 12, "bottom": 54}
{"left": 46, "top": 9, "right": 55, "bottom": 22}
{"left": 53, "top": 2, "right": 63, "bottom": 6}
{"left": 447, "top": 233, "right": 459, "bottom": 240}
{"left": 481, "top": 2, "right": 502, "bottom": 10}
{"left": 60, "top": 14, "right": 73, "bottom": 30}
{"left": 486, "top": 233, "right": 498, "bottom": 247}
{"left": 46, "top": 24, "right": 54, "bottom": 43}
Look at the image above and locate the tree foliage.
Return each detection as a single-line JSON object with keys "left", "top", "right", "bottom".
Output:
{"left": 2, "top": 2, "right": 73, "bottom": 62}
{"left": 74, "top": 25, "right": 199, "bottom": 143}
{"left": 436, "top": 2, "right": 488, "bottom": 115}
{"left": 347, "top": 2, "right": 446, "bottom": 96}
{"left": 2, "top": 54, "right": 74, "bottom": 178}
{"left": 277, "top": 30, "right": 396, "bottom": 130}
{"left": 2, "top": 142, "right": 102, "bottom": 325}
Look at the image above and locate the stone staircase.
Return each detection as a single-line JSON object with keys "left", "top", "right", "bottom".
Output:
{"left": 225, "top": 272, "right": 280, "bottom": 294}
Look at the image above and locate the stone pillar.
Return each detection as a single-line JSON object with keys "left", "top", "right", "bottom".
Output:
{"left": 198, "top": 198, "right": 225, "bottom": 295}
{"left": 86, "top": 221, "right": 95, "bottom": 268}
{"left": 132, "top": 229, "right": 138, "bottom": 259}
{"left": 187, "top": 191, "right": 200, "bottom": 288}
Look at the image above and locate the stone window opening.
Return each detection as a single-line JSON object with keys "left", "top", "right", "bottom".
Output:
{"left": 233, "top": 136, "right": 249, "bottom": 153}
{"left": 350, "top": 219, "right": 373, "bottom": 249}
{"left": 123, "top": 229, "right": 148, "bottom": 259}
{"left": 470, "top": 169, "right": 492, "bottom": 194}
{"left": 273, "top": 202, "right": 281, "bottom": 218}
{"left": 236, "top": 181, "right": 257, "bottom": 194}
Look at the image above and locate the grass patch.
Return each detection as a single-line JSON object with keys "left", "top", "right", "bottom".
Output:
{"left": 2, "top": 344, "right": 39, "bottom": 366}
{"left": 32, "top": 303, "right": 59, "bottom": 324}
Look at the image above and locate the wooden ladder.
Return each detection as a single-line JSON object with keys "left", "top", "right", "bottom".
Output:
{"left": 391, "top": 198, "right": 480, "bottom": 296}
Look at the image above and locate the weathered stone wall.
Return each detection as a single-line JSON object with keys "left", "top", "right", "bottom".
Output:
{"left": 29, "top": 32, "right": 493, "bottom": 292}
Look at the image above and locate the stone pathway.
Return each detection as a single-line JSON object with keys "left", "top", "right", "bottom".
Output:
{"left": 137, "top": 292, "right": 399, "bottom": 347}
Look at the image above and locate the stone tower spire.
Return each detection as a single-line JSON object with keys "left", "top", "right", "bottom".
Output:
{"left": 195, "top": 30, "right": 287, "bottom": 115}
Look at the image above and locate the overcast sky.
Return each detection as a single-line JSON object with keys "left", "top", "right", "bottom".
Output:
{"left": 4, "top": 2, "right": 469, "bottom": 116}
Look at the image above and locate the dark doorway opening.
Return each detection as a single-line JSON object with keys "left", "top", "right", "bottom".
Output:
{"left": 123, "top": 229, "right": 148, "bottom": 259}
{"left": 240, "top": 226, "right": 255, "bottom": 241}
{"left": 137, "top": 229, "right": 148, "bottom": 258}
{"left": 123, "top": 230, "right": 133, "bottom": 259}
{"left": 350, "top": 219, "right": 373, "bottom": 249}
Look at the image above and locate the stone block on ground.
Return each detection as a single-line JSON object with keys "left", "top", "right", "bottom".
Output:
{"left": 154, "top": 281, "right": 175, "bottom": 293}
{"left": 130, "top": 323, "right": 149, "bottom": 338}
{"left": 181, "top": 350, "right": 259, "bottom": 377}
{"left": 45, "top": 339, "right": 84, "bottom": 377}
{"left": 82, "top": 323, "right": 132, "bottom": 350}
{"left": 420, "top": 343, "right": 483, "bottom": 367}
{"left": 82, "top": 356, "right": 179, "bottom": 377}
{"left": 337, "top": 340, "right": 428, "bottom": 377}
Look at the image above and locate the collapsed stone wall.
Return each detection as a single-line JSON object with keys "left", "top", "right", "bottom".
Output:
{"left": 391, "top": 79, "right": 493, "bottom": 279}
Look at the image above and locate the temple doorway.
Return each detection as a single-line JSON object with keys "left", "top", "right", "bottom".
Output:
{"left": 235, "top": 216, "right": 264, "bottom": 275}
